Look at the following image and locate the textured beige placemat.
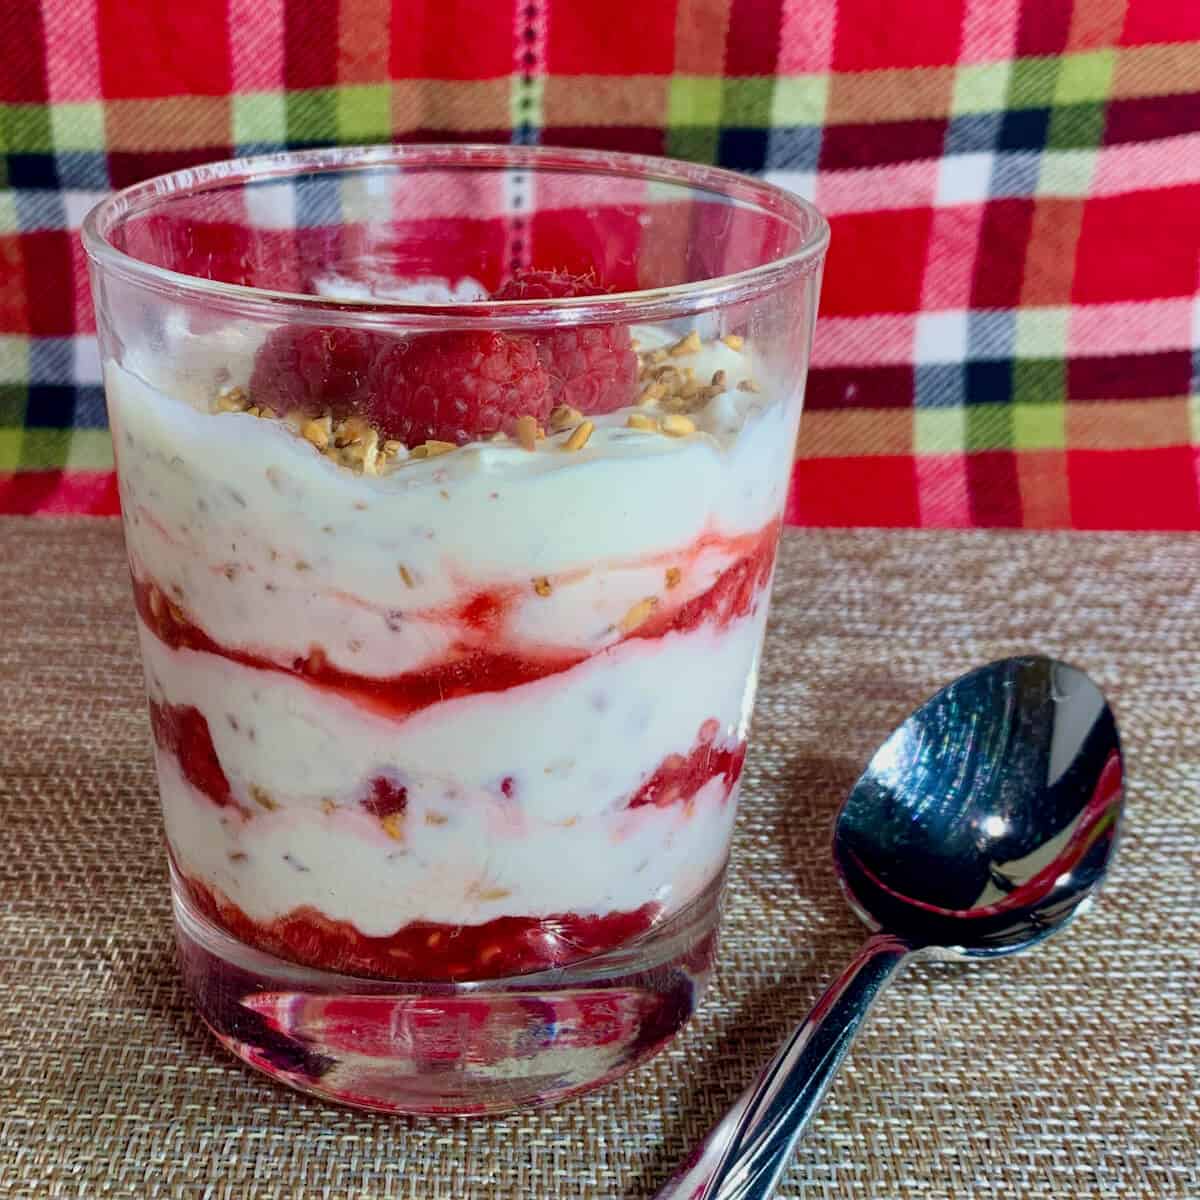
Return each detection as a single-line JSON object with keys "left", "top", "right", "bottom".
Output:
{"left": 1, "top": 519, "right": 1197, "bottom": 1200}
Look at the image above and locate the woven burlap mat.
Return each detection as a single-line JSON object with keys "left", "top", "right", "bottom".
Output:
{"left": 1, "top": 519, "right": 1196, "bottom": 1199}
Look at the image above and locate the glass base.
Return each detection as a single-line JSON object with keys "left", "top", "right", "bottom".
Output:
{"left": 173, "top": 867, "right": 722, "bottom": 1115}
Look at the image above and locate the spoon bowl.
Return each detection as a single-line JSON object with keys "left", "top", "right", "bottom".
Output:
{"left": 656, "top": 655, "right": 1123, "bottom": 1200}
{"left": 836, "top": 656, "right": 1123, "bottom": 956}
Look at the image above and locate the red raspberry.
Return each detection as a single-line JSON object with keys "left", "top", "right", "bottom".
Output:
{"left": 493, "top": 268, "right": 605, "bottom": 302}
{"left": 149, "top": 701, "right": 234, "bottom": 810}
{"left": 493, "top": 269, "right": 638, "bottom": 415}
{"left": 361, "top": 776, "right": 408, "bottom": 820}
{"left": 369, "top": 331, "right": 551, "bottom": 445}
{"left": 249, "top": 325, "right": 380, "bottom": 417}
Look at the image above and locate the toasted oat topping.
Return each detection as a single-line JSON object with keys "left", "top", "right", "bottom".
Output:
{"left": 533, "top": 576, "right": 553, "bottom": 597}
{"left": 620, "top": 596, "right": 658, "bottom": 633}
{"left": 473, "top": 886, "right": 512, "bottom": 902}
{"left": 548, "top": 404, "right": 584, "bottom": 432}
{"left": 250, "top": 784, "right": 277, "bottom": 812}
{"left": 216, "top": 386, "right": 249, "bottom": 413}
{"left": 514, "top": 415, "right": 539, "bottom": 451}
{"left": 211, "top": 329, "right": 759, "bottom": 474}
{"left": 409, "top": 440, "right": 455, "bottom": 460}
{"left": 661, "top": 413, "right": 697, "bottom": 437}
{"left": 666, "top": 566, "right": 682, "bottom": 589}
{"left": 669, "top": 330, "right": 702, "bottom": 356}
{"left": 633, "top": 331, "right": 758, "bottom": 418}
{"left": 301, "top": 416, "right": 331, "bottom": 450}
{"left": 333, "top": 417, "right": 367, "bottom": 448}
{"left": 563, "top": 420, "right": 594, "bottom": 451}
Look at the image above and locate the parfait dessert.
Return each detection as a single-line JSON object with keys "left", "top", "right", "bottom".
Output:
{"left": 85, "top": 145, "right": 827, "bottom": 1112}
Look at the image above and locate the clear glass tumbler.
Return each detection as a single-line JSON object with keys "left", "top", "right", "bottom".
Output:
{"left": 83, "top": 145, "right": 828, "bottom": 1114}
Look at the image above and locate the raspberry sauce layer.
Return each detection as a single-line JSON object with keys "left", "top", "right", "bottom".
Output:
{"left": 629, "top": 720, "right": 748, "bottom": 810}
{"left": 182, "top": 872, "right": 661, "bottom": 981}
{"left": 131, "top": 518, "right": 779, "bottom": 724}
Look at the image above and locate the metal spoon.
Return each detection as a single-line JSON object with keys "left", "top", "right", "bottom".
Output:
{"left": 655, "top": 655, "right": 1123, "bottom": 1200}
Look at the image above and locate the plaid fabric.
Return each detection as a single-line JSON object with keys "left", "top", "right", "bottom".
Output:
{"left": 2, "top": 0, "right": 1198, "bottom": 528}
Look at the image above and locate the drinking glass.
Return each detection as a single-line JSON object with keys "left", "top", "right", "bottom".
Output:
{"left": 83, "top": 144, "right": 828, "bottom": 1114}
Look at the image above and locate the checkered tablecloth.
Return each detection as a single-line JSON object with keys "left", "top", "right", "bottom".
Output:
{"left": 2, "top": 0, "right": 1198, "bottom": 527}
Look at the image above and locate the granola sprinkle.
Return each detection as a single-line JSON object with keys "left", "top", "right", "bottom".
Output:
{"left": 548, "top": 404, "right": 584, "bottom": 433}
{"left": 250, "top": 785, "right": 278, "bottom": 812}
{"left": 620, "top": 596, "right": 658, "bottom": 633}
{"left": 632, "top": 332, "right": 758, "bottom": 416}
{"left": 669, "top": 330, "right": 702, "bottom": 357}
{"left": 216, "top": 387, "right": 249, "bottom": 413}
{"left": 410, "top": 440, "right": 455, "bottom": 460}
{"left": 515, "top": 415, "right": 539, "bottom": 451}
{"left": 563, "top": 420, "right": 594, "bottom": 451}
{"left": 661, "top": 413, "right": 697, "bottom": 437}
{"left": 301, "top": 416, "right": 331, "bottom": 450}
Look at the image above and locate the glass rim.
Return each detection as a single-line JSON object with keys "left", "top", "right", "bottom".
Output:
{"left": 81, "top": 143, "right": 829, "bottom": 329}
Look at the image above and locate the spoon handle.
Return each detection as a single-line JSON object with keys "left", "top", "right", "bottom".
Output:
{"left": 653, "top": 932, "right": 910, "bottom": 1200}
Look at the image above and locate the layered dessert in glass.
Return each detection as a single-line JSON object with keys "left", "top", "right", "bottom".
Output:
{"left": 84, "top": 145, "right": 828, "bottom": 1113}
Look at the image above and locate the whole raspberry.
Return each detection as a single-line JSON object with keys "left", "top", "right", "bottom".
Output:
{"left": 494, "top": 268, "right": 605, "bottom": 302}
{"left": 493, "top": 269, "right": 638, "bottom": 415}
{"left": 369, "top": 331, "right": 551, "bottom": 446}
{"left": 249, "top": 325, "right": 380, "bottom": 417}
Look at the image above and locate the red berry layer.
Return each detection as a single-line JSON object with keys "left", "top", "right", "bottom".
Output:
{"left": 131, "top": 517, "right": 780, "bottom": 725}
{"left": 182, "top": 871, "right": 661, "bottom": 981}
{"left": 628, "top": 719, "right": 747, "bottom": 810}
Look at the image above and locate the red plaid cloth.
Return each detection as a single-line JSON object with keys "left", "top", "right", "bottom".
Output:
{"left": 2, "top": 0, "right": 1198, "bottom": 527}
